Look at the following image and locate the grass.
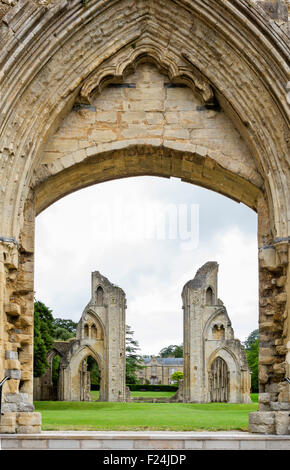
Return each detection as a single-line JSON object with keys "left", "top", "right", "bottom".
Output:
{"left": 34, "top": 394, "right": 259, "bottom": 432}
{"left": 91, "top": 391, "right": 175, "bottom": 400}
{"left": 251, "top": 393, "right": 258, "bottom": 403}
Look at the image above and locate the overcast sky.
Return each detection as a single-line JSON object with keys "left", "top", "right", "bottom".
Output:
{"left": 35, "top": 176, "right": 258, "bottom": 355}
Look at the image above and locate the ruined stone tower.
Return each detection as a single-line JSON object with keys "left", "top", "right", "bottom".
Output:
{"left": 34, "top": 271, "right": 127, "bottom": 403}
{"left": 182, "top": 262, "right": 251, "bottom": 403}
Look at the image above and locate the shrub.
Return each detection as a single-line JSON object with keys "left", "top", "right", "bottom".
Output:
{"left": 126, "top": 384, "right": 178, "bottom": 392}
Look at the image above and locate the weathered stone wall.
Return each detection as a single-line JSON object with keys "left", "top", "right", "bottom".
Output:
{"left": 0, "top": 0, "right": 289, "bottom": 433}
{"left": 33, "top": 271, "right": 127, "bottom": 403}
{"left": 182, "top": 262, "right": 252, "bottom": 404}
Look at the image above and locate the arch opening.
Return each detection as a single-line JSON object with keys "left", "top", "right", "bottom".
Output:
{"left": 209, "top": 357, "right": 229, "bottom": 403}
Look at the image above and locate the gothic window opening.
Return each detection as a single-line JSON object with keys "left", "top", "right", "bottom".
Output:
{"left": 96, "top": 286, "right": 104, "bottom": 306}
{"left": 206, "top": 287, "right": 213, "bottom": 305}
{"left": 91, "top": 324, "right": 97, "bottom": 339}
{"left": 212, "top": 324, "right": 225, "bottom": 340}
{"left": 84, "top": 323, "right": 89, "bottom": 338}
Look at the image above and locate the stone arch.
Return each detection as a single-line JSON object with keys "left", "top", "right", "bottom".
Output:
{"left": 33, "top": 347, "right": 64, "bottom": 401}
{"left": 83, "top": 309, "right": 105, "bottom": 341}
{"left": 0, "top": 1, "right": 288, "bottom": 238}
{"left": 209, "top": 356, "right": 229, "bottom": 402}
{"left": 207, "top": 347, "right": 240, "bottom": 403}
{"left": 0, "top": 0, "right": 288, "bottom": 434}
{"left": 203, "top": 308, "right": 229, "bottom": 341}
{"left": 212, "top": 324, "right": 225, "bottom": 341}
{"left": 66, "top": 345, "right": 105, "bottom": 402}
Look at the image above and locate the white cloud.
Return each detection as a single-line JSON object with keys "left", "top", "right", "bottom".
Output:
{"left": 35, "top": 177, "right": 258, "bottom": 354}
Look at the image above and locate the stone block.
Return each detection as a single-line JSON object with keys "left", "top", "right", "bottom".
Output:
{"left": 134, "top": 440, "right": 183, "bottom": 450}
{"left": 6, "top": 379, "right": 19, "bottom": 395}
{"left": 259, "top": 393, "right": 277, "bottom": 404}
{"left": 249, "top": 412, "right": 275, "bottom": 434}
{"left": 5, "top": 369, "right": 21, "bottom": 380}
{"left": 5, "top": 302, "right": 20, "bottom": 316}
{"left": 16, "top": 425, "right": 41, "bottom": 434}
{"left": 5, "top": 392, "right": 28, "bottom": 403}
{"left": 265, "top": 383, "right": 279, "bottom": 393}
{"left": 249, "top": 411, "right": 275, "bottom": 425}
{"left": 17, "top": 412, "right": 41, "bottom": 426}
{"left": 1, "top": 439, "right": 20, "bottom": 449}
{"left": 184, "top": 440, "right": 203, "bottom": 449}
{"left": 275, "top": 293, "right": 287, "bottom": 304}
{"left": 204, "top": 440, "right": 240, "bottom": 450}
{"left": 5, "top": 350, "right": 18, "bottom": 360}
{"left": 0, "top": 425, "right": 16, "bottom": 433}
{"left": 259, "top": 247, "right": 277, "bottom": 270}
{"left": 91, "top": 129, "right": 116, "bottom": 143}
{"left": 95, "top": 111, "right": 117, "bottom": 123}
{"left": 18, "top": 403, "right": 34, "bottom": 412}
{"left": 5, "top": 359, "right": 21, "bottom": 369}
{"left": 270, "top": 402, "right": 290, "bottom": 411}
{"left": 101, "top": 439, "right": 134, "bottom": 449}
{"left": 20, "top": 316, "right": 33, "bottom": 327}
{"left": 0, "top": 412, "right": 16, "bottom": 426}
{"left": 48, "top": 439, "right": 81, "bottom": 449}
{"left": 266, "top": 440, "right": 290, "bottom": 450}
{"left": 21, "top": 439, "right": 47, "bottom": 449}
{"left": 240, "top": 440, "right": 266, "bottom": 450}
{"left": 275, "top": 411, "right": 290, "bottom": 435}
{"left": 1, "top": 403, "right": 18, "bottom": 413}
{"left": 259, "top": 403, "right": 271, "bottom": 411}
{"left": 80, "top": 439, "right": 103, "bottom": 449}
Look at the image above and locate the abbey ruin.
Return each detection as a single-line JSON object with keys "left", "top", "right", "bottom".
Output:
{"left": 0, "top": 0, "right": 289, "bottom": 435}
{"left": 183, "top": 262, "right": 251, "bottom": 404}
{"left": 34, "top": 264, "right": 251, "bottom": 407}
{"left": 34, "top": 272, "right": 126, "bottom": 402}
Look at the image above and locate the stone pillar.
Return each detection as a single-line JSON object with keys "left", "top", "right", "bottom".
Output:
{"left": 0, "top": 194, "right": 41, "bottom": 433}
{"left": 106, "top": 287, "right": 126, "bottom": 402}
{"left": 249, "top": 196, "right": 289, "bottom": 434}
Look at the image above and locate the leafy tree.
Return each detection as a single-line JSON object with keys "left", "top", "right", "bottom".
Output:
{"left": 243, "top": 329, "right": 258, "bottom": 350}
{"left": 33, "top": 308, "right": 48, "bottom": 377}
{"left": 159, "top": 344, "right": 183, "bottom": 358}
{"left": 54, "top": 327, "right": 75, "bottom": 341}
{"left": 243, "top": 329, "right": 259, "bottom": 392}
{"left": 53, "top": 318, "right": 77, "bottom": 335}
{"left": 33, "top": 301, "right": 78, "bottom": 378}
{"left": 33, "top": 300, "right": 55, "bottom": 377}
{"left": 126, "top": 325, "right": 144, "bottom": 384}
{"left": 34, "top": 300, "right": 55, "bottom": 351}
{"left": 87, "top": 356, "right": 101, "bottom": 386}
{"left": 52, "top": 355, "right": 61, "bottom": 387}
{"left": 170, "top": 371, "right": 183, "bottom": 385}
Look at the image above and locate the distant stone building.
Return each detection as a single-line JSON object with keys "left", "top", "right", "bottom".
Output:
{"left": 34, "top": 271, "right": 126, "bottom": 402}
{"left": 182, "top": 262, "right": 251, "bottom": 403}
{"left": 138, "top": 356, "right": 183, "bottom": 385}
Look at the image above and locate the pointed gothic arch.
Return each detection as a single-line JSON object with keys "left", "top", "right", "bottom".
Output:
{"left": 0, "top": 0, "right": 288, "bottom": 434}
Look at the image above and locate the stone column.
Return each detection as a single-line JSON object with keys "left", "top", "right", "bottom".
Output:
{"left": 106, "top": 288, "right": 126, "bottom": 402}
{"left": 0, "top": 194, "right": 41, "bottom": 433}
{"left": 249, "top": 196, "right": 289, "bottom": 434}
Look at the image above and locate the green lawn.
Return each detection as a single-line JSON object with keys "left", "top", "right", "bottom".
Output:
{"left": 34, "top": 397, "right": 258, "bottom": 432}
{"left": 251, "top": 393, "right": 258, "bottom": 403}
{"left": 91, "top": 391, "right": 175, "bottom": 400}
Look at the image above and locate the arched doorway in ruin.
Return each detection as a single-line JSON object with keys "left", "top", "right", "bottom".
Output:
{"left": 78, "top": 355, "right": 101, "bottom": 402}
{"left": 0, "top": 0, "right": 288, "bottom": 434}
{"left": 68, "top": 346, "right": 105, "bottom": 402}
{"left": 209, "top": 357, "right": 229, "bottom": 403}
